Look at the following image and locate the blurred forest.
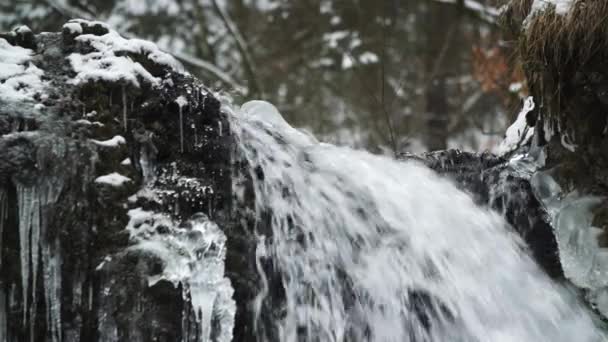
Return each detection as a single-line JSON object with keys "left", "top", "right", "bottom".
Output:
{"left": 0, "top": 0, "right": 524, "bottom": 154}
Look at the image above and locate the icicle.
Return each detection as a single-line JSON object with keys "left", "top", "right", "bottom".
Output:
{"left": 14, "top": 182, "right": 42, "bottom": 342}
{"left": 39, "top": 179, "right": 63, "bottom": 342}
{"left": 16, "top": 183, "right": 40, "bottom": 323}
{"left": 1, "top": 280, "right": 7, "bottom": 342}
{"left": 176, "top": 96, "right": 188, "bottom": 153}
{"left": 14, "top": 172, "right": 64, "bottom": 340}
{"left": 190, "top": 286, "right": 217, "bottom": 342}
{"left": 0, "top": 188, "right": 7, "bottom": 270}
{"left": 122, "top": 85, "right": 127, "bottom": 131}
{"left": 43, "top": 238, "right": 62, "bottom": 342}
{"left": 180, "top": 106, "right": 184, "bottom": 153}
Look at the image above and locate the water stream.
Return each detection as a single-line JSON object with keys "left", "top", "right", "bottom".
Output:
{"left": 231, "top": 100, "right": 605, "bottom": 342}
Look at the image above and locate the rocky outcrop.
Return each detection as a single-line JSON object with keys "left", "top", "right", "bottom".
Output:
{"left": 402, "top": 150, "right": 563, "bottom": 278}
{"left": 501, "top": 0, "right": 608, "bottom": 318}
{"left": 0, "top": 21, "right": 258, "bottom": 342}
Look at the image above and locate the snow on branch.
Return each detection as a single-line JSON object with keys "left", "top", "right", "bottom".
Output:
{"left": 432, "top": 0, "right": 502, "bottom": 24}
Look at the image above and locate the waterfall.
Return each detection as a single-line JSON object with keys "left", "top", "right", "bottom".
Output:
{"left": 231, "top": 101, "right": 605, "bottom": 342}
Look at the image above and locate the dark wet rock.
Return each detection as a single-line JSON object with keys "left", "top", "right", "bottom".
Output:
{"left": 402, "top": 149, "right": 563, "bottom": 278}
{"left": 0, "top": 22, "right": 259, "bottom": 342}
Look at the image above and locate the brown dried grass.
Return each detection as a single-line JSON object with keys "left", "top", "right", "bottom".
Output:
{"left": 505, "top": 0, "right": 608, "bottom": 72}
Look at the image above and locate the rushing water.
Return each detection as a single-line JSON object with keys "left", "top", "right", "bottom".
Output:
{"left": 231, "top": 100, "right": 605, "bottom": 342}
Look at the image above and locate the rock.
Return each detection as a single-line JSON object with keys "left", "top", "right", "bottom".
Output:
{"left": 402, "top": 149, "right": 563, "bottom": 278}
{"left": 503, "top": 0, "right": 608, "bottom": 318}
{"left": 0, "top": 21, "right": 259, "bottom": 342}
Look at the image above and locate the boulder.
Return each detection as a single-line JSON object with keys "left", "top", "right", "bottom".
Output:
{"left": 0, "top": 20, "right": 258, "bottom": 342}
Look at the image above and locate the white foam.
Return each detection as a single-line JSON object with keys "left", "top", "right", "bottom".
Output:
{"left": 232, "top": 100, "right": 604, "bottom": 341}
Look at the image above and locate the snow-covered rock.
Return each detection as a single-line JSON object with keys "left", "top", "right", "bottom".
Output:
{"left": 0, "top": 21, "right": 251, "bottom": 342}
{"left": 0, "top": 28, "right": 46, "bottom": 105}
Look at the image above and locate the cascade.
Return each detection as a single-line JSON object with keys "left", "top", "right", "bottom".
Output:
{"left": 231, "top": 101, "right": 605, "bottom": 342}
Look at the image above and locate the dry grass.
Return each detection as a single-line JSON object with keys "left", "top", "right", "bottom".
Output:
{"left": 501, "top": 0, "right": 608, "bottom": 122}
{"left": 519, "top": 0, "right": 608, "bottom": 71}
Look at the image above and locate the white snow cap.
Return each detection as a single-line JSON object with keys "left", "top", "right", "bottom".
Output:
{"left": 530, "top": 0, "right": 575, "bottom": 17}
{"left": 94, "top": 172, "right": 132, "bottom": 187}
{"left": 0, "top": 38, "right": 46, "bottom": 104}
{"left": 90, "top": 135, "right": 126, "bottom": 147}
{"left": 497, "top": 96, "right": 535, "bottom": 155}
{"left": 67, "top": 20, "right": 183, "bottom": 87}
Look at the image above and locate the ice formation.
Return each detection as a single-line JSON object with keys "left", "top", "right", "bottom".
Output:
{"left": 13, "top": 175, "right": 64, "bottom": 342}
{"left": 125, "top": 209, "right": 236, "bottom": 342}
{"left": 531, "top": 170, "right": 608, "bottom": 317}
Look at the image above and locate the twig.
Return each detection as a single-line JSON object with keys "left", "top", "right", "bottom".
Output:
{"left": 210, "top": 0, "right": 263, "bottom": 97}
{"left": 431, "top": 0, "right": 501, "bottom": 24}
{"left": 380, "top": 4, "right": 398, "bottom": 157}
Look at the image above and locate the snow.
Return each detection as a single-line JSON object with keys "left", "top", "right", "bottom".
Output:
{"left": 0, "top": 38, "right": 46, "bottom": 104}
{"left": 69, "top": 52, "right": 159, "bottom": 87}
{"left": 530, "top": 0, "right": 574, "bottom": 16}
{"left": 497, "top": 96, "right": 535, "bottom": 155}
{"left": 67, "top": 22, "right": 184, "bottom": 87}
{"left": 175, "top": 95, "right": 188, "bottom": 108}
{"left": 62, "top": 22, "right": 83, "bottom": 34}
{"left": 341, "top": 54, "right": 354, "bottom": 69}
{"left": 509, "top": 82, "right": 523, "bottom": 93}
{"left": 359, "top": 52, "right": 379, "bottom": 65}
{"left": 14, "top": 25, "right": 31, "bottom": 34}
{"left": 323, "top": 30, "right": 349, "bottom": 49}
{"left": 76, "top": 29, "right": 182, "bottom": 71}
{"left": 90, "top": 135, "right": 126, "bottom": 147}
{"left": 94, "top": 173, "right": 132, "bottom": 187}
{"left": 68, "top": 19, "right": 110, "bottom": 30}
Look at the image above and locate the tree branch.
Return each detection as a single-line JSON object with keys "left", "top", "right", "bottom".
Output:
{"left": 431, "top": 0, "right": 502, "bottom": 24}
{"left": 210, "top": 0, "right": 263, "bottom": 97}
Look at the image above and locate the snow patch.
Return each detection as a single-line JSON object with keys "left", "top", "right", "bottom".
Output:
{"left": 359, "top": 52, "right": 379, "bottom": 65}
{"left": 67, "top": 23, "right": 183, "bottom": 87}
{"left": 69, "top": 52, "right": 158, "bottom": 87}
{"left": 62, "top": 22, "right": 83, "bottom": 34}
{"left": 497, "top": 96, "right": 535, "bottom": 155}
{"left": 530, "top": 0, "right": 574, "bottom": 16}
{"left": 0, "top": 38, "right": 46, "bottom": 104}
{"left": 525, "top": 0, "right": 575, "bottom": 25}
{"left": 94, "top": 173, "right": 132, "bottom": 187}
{"left": 90, "top": 135, "right": 126, "bottom": 147}
{"left": 175, "top": 95, "right": 188, "bottom": 108}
